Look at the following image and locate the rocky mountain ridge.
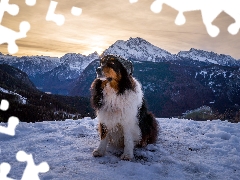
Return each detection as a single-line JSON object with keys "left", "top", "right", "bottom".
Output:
{"left": 0, "top": 52, "right": 100, "bottom": 95}
{"left": 103, "top": 37, "right": 240, "bottom": 66}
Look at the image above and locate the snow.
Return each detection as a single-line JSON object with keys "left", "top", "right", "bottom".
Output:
{"left": 177, "top": 48, "right": 239, "bottom": 67}
{"left": 209, "top": 72, "right": 214, "bottom": 78}
{"left": 0, "top": 87, "right": 27, "bottom": 104}
{"left": 206, "top": 59, "right": 218, "bottom": 64}
{"left": 103, "top": 37, "right": 174, "bottom": 61}
{"left": 200, "top": 70, "right": 207, "bottom": 78}
{"left": 0, "top": 52, "right": 99, "bottom": 80}
{"left": 195, "top": 72, "right": 198, "bottom": 78}
{"left": 0, "top": 118, "right": 239, "bottom": 179}
{"left": 56, "top": 52, "right": 99, "bottom": 80}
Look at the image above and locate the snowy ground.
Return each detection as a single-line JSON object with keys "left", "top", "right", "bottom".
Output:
{"left": 0, "top": 118, "right": 239, "bottom": 180}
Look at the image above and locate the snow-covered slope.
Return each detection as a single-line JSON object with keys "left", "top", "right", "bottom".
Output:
{"left": 0, "top": 52, "right": 99, "bottom": 79}
{"left": 103, "top": 37, "right": 177, "bottom": 62}
{"left": 0, "top": 54, "right": 18, "bottom": 62}
{"left": 0, "top": 118, "right": 239, "bottom": 179}
{"left": 56, "top": 52, "right": 99, "bottom": 80}
{"left": 27, "top": 52, "right": 100, "bottom": 95}
{"left": 60, "top": 52, "right": 99, "bottom": 71}
{"left": 103, "top": 38, "right": 240, "bottom": 66}
{"left": 178, "top": 48, "right": 240, "bottom": 67}
{"left": 0, "top": 87, "right": 27, "bottom": 104}
{"left": 0, "top": 54, "right": 61, "bottom": 77}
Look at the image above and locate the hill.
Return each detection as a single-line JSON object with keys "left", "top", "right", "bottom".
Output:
{"left": 0, "top": 64, "right": 94, "bottom": 122}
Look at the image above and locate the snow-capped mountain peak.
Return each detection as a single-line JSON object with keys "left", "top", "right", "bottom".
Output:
{"left": 103, "top": 37, "right": 176, "bottom": 62}
{"left": 0, "top": 52, "right": 100, "bottom": 76}
{"left": 0, "top": 55, "right": 61, "bottom": 77}
{"left": 177, "top": 48, "right": 240, "bottom": 66}
{"left": 59, "top": 52, "right": 99, "bottom": 74}
{"left": 87, "top": 51, "right": 100, "bottom": 61}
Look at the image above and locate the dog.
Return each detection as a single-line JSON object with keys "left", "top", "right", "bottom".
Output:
{"left": 90, "top": 54, "right": 158, "bottom": 160}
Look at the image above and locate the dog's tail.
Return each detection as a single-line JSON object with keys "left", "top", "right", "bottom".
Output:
{"left": 137, "top": 99, "right": 159, "bottom": 147}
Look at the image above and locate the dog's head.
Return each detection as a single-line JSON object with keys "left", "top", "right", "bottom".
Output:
{"left": 96, "top": 55, "right": 134, "bottom": 94}
{"left": 96, "top": 55, "right": 133, "bottom": 81}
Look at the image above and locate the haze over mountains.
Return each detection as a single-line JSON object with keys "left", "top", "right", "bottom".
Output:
{"left": 0, "top": 37, "right": 240, "bottom": 121}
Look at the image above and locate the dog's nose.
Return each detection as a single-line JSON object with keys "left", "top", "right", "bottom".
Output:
{"left": 96, "top": 67, "right": 102, "bottom": 74}
{"left": 96, "top": 67, "right": 102, "bottom": 76}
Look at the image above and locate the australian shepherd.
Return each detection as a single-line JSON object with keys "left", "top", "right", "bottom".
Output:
{"left": 90, "top": 54, "right": 158, "bottom": 160}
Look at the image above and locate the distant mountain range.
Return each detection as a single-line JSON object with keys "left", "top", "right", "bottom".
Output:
{"left": 103, "top": 37, "right": 240, "bottom": 66}
{"left": 177, "top": 48, "right": 240, "bottom": 67}
{"left": 0, "top": 52, "right": 99, "bottom": 94}
{"left": 0, "top": 37, "right": 240, "bottom": 121}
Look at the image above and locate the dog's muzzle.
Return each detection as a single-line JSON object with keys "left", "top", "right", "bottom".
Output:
{"left": 96, "top": 67, "right": 106, "bottom": 80}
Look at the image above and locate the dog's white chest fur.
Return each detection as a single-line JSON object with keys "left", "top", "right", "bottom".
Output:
{"left": 97, "top": 78, "right": 143, "bottom": 144}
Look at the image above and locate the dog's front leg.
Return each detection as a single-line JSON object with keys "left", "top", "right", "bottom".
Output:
{"left": 121, "top": 129, "right": 134, "bottom": 160}
{"left": 93, "top": 123, "right": 108, "bottom": 157}
{"left": 92, "top": 137, "right": 108, "bottom": 157}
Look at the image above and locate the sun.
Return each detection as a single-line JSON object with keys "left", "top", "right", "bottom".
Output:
{"left": 94, "top": 46, "right": 104, "bottom": 55}
{"left": 82, "top": 36, "right": 107, "bottom": 55}
{"left": 82, "top": 46, "right": 104, "bottom": 56}
{"left": 60, "top": 35, "right": 108, "bottom": 56}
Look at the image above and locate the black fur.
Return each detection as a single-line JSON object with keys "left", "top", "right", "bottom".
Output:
{"left": 91, "top": 55, "right": 135, "bottom": 95}
{"left": 116, "top": 63, "right": 135, "bottom": 94}
{"left": 101, "top": 55, "right": 134, "bottom": 94}
{"left": 137, "top": 99, "right": 159, "bottom": 146}
{"left": 90, "top": 79, "right": 104, "bottom": 110}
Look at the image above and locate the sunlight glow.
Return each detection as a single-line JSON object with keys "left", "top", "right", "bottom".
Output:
{"left": 82, "top": 46, "right": 104, "bottom": 56}
{"left": 82, "top": 36, "right": 106, "bottom": 55}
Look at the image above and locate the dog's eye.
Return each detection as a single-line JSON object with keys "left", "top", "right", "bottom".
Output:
{"left": 110, "top": 62, "right": 114, "bottom": 65}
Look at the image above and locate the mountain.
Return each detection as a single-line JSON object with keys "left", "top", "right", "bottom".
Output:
{"left": 31, "top": 52, "right": 99, "bottom": 95}
{"left": 0, "top": 54, "right": 61, "bottom": 77}
{"left": 178, "top": 48, "right": 240, "bottom": 67}
{"left": 70, "top": 59, "right": 100, "bottom": 97}
{"left": 58, "top": 52, "right": 99, "bottom": 80}
{"left": 0, "top": 52, "right": 100, "bottom": 95}
{"left": 0, "top": 64, "right": 94, "bottom": 122}
{"left": 103, "top": 37, "right": 240, "bottom": 67}
{"left": 0, "top": 64, "right": 37, "bottom": 92}
{"left": 103, "top": 37, "right": 177, "bottom": 62}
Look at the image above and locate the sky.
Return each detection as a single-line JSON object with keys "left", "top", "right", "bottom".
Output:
{"left": 0, "top": 0, "right": 240, "bottom": 59}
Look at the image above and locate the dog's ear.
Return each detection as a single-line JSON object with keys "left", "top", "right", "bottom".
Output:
{"left": 115, "top": 56, "right": 133, "bottom": 75}
{"left": 90, "top": 79, "right": 104, "bottom": 110}
{"left": 101, "top": 55, "right": 133, "bottom": 75}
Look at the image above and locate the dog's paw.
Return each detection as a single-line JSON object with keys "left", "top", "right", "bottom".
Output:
{"left": 92, "top": 149, "right": 104, "bottom": 157}
{"left": 120, "top": 153, "right": 133, "bottom": 161}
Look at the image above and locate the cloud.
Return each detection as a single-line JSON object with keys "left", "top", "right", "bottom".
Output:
{"left": 1, "top": 0, "right": 239, "bottom": 59}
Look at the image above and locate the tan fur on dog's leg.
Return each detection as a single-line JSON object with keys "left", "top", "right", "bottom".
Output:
{"left": 93, "top": 123, "right": 108, "bottom": 157}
